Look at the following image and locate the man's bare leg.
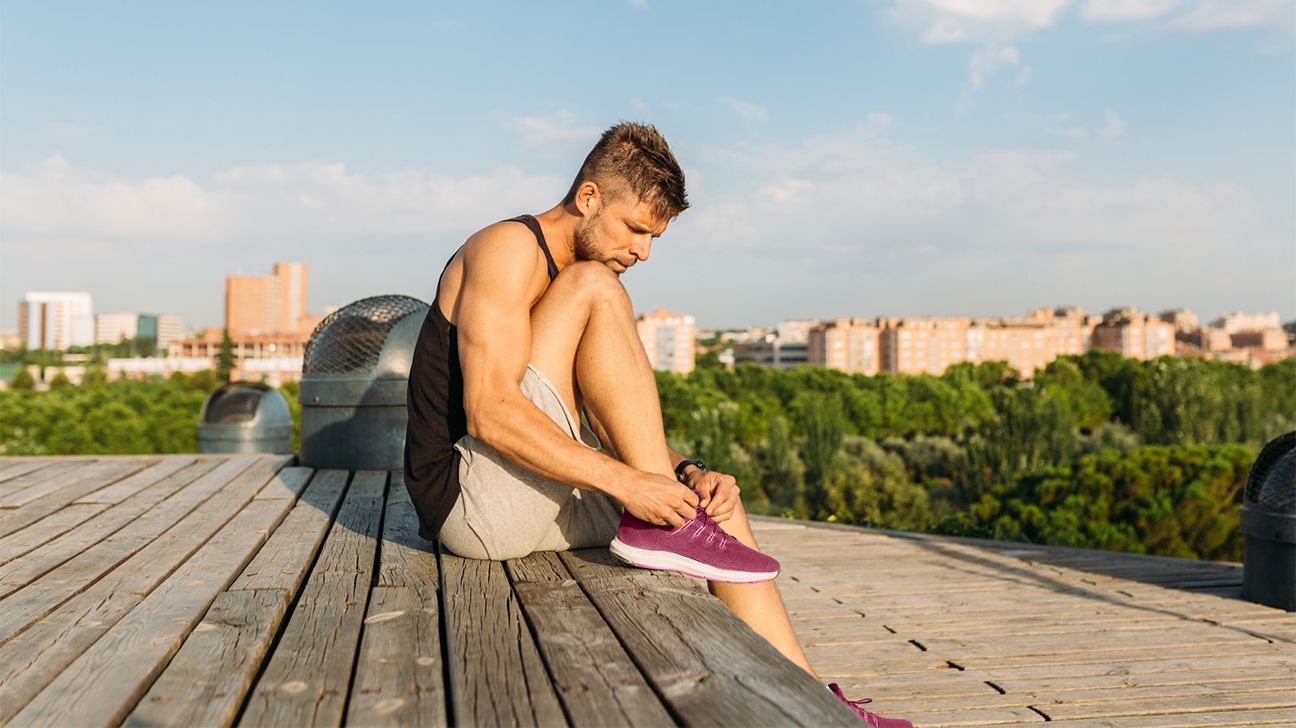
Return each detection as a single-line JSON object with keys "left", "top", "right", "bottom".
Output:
{"left": 528, "top": 262, "right": 816, "bottom": 677}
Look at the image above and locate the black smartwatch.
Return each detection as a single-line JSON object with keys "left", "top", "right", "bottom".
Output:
{"left": 674, "top": 458, "right": 707, "bottom": 481}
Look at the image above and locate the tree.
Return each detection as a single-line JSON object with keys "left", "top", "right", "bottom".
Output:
{"left": 10, "top": 368, "right": 35, "bottom": 391}
{"left": 795, "top": 391, "right": 846, "bottom": 515}
{"left": 48, "top": 370, "right": 72, "bottom": 390}
{"left": 216, "top": 330, "right": 236, "bottom": 384}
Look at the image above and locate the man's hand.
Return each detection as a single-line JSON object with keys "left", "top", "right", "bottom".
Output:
{"left": 620, "top": 472, "right": 700, "bottom": 528}
{"left": 686, "top": 469, "right": 741, "bottom": 523}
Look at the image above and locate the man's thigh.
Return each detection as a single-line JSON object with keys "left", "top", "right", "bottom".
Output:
{"left": 527, "top": 262, "right": 629, "bottom": 417}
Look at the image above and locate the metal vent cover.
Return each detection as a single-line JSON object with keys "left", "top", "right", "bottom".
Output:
{"left": 303, "top": 295, "right": 427, "bottom": 375}
{"left": 1246, "top": 431, "right": 1296, "bottom": 511}
{"left": 203, "top": 384, "right": 271, "bottom": 424}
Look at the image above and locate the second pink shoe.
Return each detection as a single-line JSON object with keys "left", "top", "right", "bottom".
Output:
{"left": 609, "top": 507, "right": 780, "bottom": 583}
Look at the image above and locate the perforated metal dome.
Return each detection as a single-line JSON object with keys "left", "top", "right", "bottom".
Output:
{"left": 299, "top": 293, "right": 429, "bottom": 470}
{"left": 1247, "top": 432, "right": 1296, "bottom": 511}
{"left": 203, "top": 385, "right": 267, "bottom": 424}
{"left": 198, "top": 382, "right": 292, "bottom": 454}
{"left": 304, "top": 295, "right": 428, "bottom": 375}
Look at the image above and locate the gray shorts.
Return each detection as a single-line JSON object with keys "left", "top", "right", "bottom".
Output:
{"left": 438, "top": 365, "right": 622, "bottom": 561}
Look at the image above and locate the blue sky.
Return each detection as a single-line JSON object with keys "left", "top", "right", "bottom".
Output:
{"left": 2, "top": 0, "right": 1293, "bottom": 331}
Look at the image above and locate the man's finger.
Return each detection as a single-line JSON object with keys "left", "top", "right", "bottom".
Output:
{"left": 682, "top": 487, "right": 700, "bottom": 508}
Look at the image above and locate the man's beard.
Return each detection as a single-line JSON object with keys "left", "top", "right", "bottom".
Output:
{"left": 573, "top": 210, "right": 603, "bottom": 262}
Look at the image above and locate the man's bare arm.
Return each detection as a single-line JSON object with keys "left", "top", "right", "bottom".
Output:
{"left": 456, "top": 227, "right": 696, "bottom": 526}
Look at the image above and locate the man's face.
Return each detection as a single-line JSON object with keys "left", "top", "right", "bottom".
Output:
{"left": 573, "top": 194, "right": 668, "bottom": 275}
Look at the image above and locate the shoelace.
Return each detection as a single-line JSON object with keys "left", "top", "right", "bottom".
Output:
{"left": 829, "top": 684, "right": 876, "bottom": 712}
{"left": 683, "top": 510, "right": 731, "bottom": 550}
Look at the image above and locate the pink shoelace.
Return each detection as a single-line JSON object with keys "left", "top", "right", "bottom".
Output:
{"left": 682, "top": 510, "right": 731, "bottom": 550}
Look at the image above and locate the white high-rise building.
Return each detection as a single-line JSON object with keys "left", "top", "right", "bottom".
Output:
{"left": 95, "top": 311, "right": 187, "bottom": 351}
{"left": 96, "top": 312, "right": 140, "bottom": 344}
{"left": 18, "top": 292, "right": 95, "bottom": 350}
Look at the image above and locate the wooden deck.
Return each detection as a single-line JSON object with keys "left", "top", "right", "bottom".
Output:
{"left": 0, "top": 455, "right": 1292, "bottom": 727}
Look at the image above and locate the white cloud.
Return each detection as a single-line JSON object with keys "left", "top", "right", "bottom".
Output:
{"left": 1082, "top": 0, "right": 1180, "bottom": 21}
{"left": 969, "top": 44, "right": 1022, "bottom": 88}
{"left": 1172, "top": 0, "right": 1295, "bottom": 31}
{"left": 1098, "top": 109, "right": 1125, "bottom": 140}
{"left": 510, "top": 112, "right": 601, "bottom": 151}
{"left": 682, "top": 125, "right": 1269, "bottom": 271}
{"left": 717, "top": 97, "right": 769, "bottom": 122}
{"left": 892, "top": 0, "right": 1074, "bottom": 43}
{"left": 866, "top": 112, "right": 893, "bottom": 130}
{"left": 0, "top": 157, "right": 563, "bottom": 249}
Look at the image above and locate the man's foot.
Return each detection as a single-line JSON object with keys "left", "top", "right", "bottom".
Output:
{"left": 609, "top": 507, "right": 780, "bottom": 582}
{"left": 828, "top": 683, "right": 913, "bottom": 728}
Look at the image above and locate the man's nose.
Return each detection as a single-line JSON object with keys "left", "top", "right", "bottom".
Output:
{"left": 631, "top": 237, "right": 652, "bottom": 261}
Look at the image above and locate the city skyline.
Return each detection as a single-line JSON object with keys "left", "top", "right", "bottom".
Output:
{"left": 2, "top": 2, "right": 1293, "bottom": 330}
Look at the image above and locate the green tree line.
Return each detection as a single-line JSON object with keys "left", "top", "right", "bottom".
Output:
{"left": 2, "top": 352, "right": 1292, "bottom": 560}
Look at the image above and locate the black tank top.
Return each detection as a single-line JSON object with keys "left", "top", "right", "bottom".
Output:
{"left": 404, "top": 214, "right": 559, "bottom": 539}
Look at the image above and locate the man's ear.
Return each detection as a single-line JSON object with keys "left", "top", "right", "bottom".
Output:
{"left": 577, "top": 181, "right": 601, "bottom": 216}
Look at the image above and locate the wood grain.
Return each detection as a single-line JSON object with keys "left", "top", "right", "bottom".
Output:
{"left": 0, "top": 458, "right": 215, "bottom": 593}
{"left": 239, "top": 470, "right": 387, "bottom": 727}
{"left": 441, "top": 545, "right": 567, "bottom": 727}
{"left": 8, "top": 491, "right": 300, "bottom": 727}
{"left": 345, "top": 472, "right": 447, "bottom": 727}
{"left": 0, "top": 456, "right": 289, "bottom": 722}
{"left": 505, "top": 550, "right": 674, "bottom": 727}
{"left": 560, "top": 548, "right": 859, "bottom": 727}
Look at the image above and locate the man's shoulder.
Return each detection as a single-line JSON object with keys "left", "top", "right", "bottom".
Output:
{"left": 464, "top": 218, "right": 540, "bottom": 259}
{"left": 459, "top": 218, "right": 548, "bottom": 289}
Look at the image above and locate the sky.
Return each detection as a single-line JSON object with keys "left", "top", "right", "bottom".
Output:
{"left": 2, "top": 0, "right": 1294, "bottom": 331}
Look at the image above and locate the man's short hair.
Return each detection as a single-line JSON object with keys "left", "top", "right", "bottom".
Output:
{"left": 563, "top": 122, "right": 689, "bottom": 222}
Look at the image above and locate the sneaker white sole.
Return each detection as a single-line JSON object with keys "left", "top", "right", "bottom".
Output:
{"left": 608, "top": 538, "right": 779, "bottom": 583}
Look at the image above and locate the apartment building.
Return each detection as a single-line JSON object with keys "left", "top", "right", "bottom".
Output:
{"left": 226, "top": 262, "right": 316, "bottom": 337}
{"left": 17, "top": 292, "right": 95, "bottom": 350}
{"left": 96, "top": 312, "right": 185, "bottom": 350}
{"left": 636, "top": 308, "right": 696, "bottom": 374}
{"left": 1091, "top": 307, "right": 1175, "bottom": 360}
{"left": 808, "top": 318, "right": 881, "bottom": 375}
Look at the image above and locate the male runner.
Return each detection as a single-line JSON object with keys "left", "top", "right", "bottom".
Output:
{"left": 404, "top": 122, "right": 911, "bottom": 727}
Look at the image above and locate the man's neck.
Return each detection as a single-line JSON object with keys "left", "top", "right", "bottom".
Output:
{"left": 534, "top": 204, "right": 579, "bottom": 270}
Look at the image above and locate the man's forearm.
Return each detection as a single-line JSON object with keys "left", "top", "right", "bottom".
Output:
{"left": 472, "top": 391, "right": 636, "bottom": 500}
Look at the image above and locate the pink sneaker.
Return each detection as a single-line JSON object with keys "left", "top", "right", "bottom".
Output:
{"left": 828, "top": 683, "right": 913, "bottom": 728}
{"left": 609, "top": 507, "right": 780, "bottom": 582}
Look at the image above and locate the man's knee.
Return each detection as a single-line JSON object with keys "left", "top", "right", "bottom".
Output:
{"left": 549, "top": 261, "right": 629, "bottom": 309}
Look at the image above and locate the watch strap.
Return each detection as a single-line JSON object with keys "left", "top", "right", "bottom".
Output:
{"left": 674, "top": 458, "right": 707, "bottom": 481}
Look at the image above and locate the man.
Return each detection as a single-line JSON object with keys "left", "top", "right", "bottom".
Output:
{"left": 404, "top": 122, "right": 910, "bottom": 727}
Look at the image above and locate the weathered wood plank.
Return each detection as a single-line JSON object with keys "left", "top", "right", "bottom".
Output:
{"left": 0, "top": 503, "right": 108, "bottom": 565}
{"left": 0, "top": 456, "right": 290, "bottom": 722}
{"left": 0, "top": 461, "right": 89, "bottom": 501}
{"left": 129, "top": 469, "right": 347, "bottom": 728}
{"left": 126, "top": 589, "right": 289, "bottom": 728}
{"left": 0, "top": 457, "right": 257, "bottom": 636}
{"left": 345, "top": 472, "right": 447, "bottom": 728}
{"left": 560, "top": 548, "right": 859, "bottom": 727}
{"left": 1044, "top": 706, "right": 1296, "bottom": 726}
{"left": 239, "top": 470, "right": 387, "bottom": 727}
{"left": 0, "top": 460, "right": 54, "bottom": 484}
{"left": 0, "top": 458, "right": 211, "bottom": 587}
{"left": 9, "top": 486, "right": 302, "bottom": 727}
{"left": 0, "top": 458, "right": 146, "bottom": 509}
{"left": 1034, "top": 688, "right": 1296, "bottom": 721}
{"left": 75, "top": 456, "right": 196, "bottom": 505}
{"left": 441, "top": 545, "right": 567, "bottom": 728}
{"left": 228, "top": 470, "right": 349, "bottom": 593}
{"left": 506, "top": 550, "right": 674, "bottom": 727}
{"left": 0, "top": 460, "right": 148, "bottom": 541}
